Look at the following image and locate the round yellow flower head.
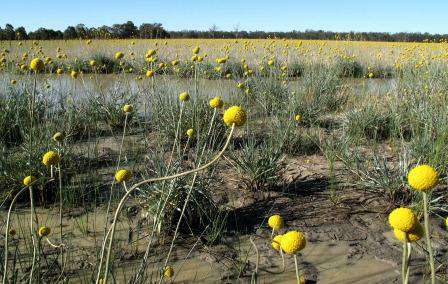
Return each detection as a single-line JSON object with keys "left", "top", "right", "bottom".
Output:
{"left": 197, "top": 56, "right": 203, "bottom": 62}
{"left": 191, "top": 55, "right": 198, "bottom": 62}
{"left": 268, "top": 215, "right": 284, "bottom": 231}
{"left": 217, "top": 57, "right": 227, "bottom": 64}
{"left": 158, "top": 62, "right": 166, "bottom": 68}
{"left": 393, "top": 223, "right": 424, "bottom": 243}
{"left": 388, "top": 207, "right": 417, "bottom": 233}
{"left": 56, "top": 68, "right": 64, "bottom": 75}
{"left": 163, "top": 266, "right": 174, "bottom": 278}
{"left": 11, "top": 79, "right": 17, "bottom": 85}
{"left": 146, "top": 70, "right": 154, "bottom": 78}
{"left": 42, "top": 151, "right": 61, "bottom": 166}
{"left": 179, "top": 92, "right": 190, "bottom": 102}
{"left": 280, "top": 230, "right": 306, "bottom": 254}
{"left": 89, "top": 60, "right": 97, "bottom": 67}
{"left": 272, "top": 234, "right": 283, "bottom": 251}
{"left": 115, "top": 169, "right": 132, "bottom": 183}
{"left": 38, "top": 226, "right": 51, "bottom": 237}
{"left": 20, "top": 64, "right": 28, "bottom": 71}
{"left": 209, "top": 96, "right": 223, "bottom": 109}
{"left": 52, "top": 132, "right": 64, "bottom": 142}
{"left": 23, "top": 175, "right": 36, "bottom": 186}
{"left": 123, "top": 104, "right": 133, "bottom": 114}
{"left": 268, "top": 59, "right": 275, "bottom": 66}
{"left": 147, "top": 49, "right": 156, "bottom": 57}
{"left": 223, "top": 106, "right": 247, "bottom": 127}
{"left": 445, "top": 217, "right": 448, "bottom": 229}
{"left": 115, "top": 52, "right": 124, "bottom": 60}
{"left": 192, "top": 46, "right": 200, "bottom": 54}
{"left": 295, "top": 114, "right": 302, "bottom": 122}
{"left": 237, "top": 82, "right": 245, "bottom": 89}
{"left": 171, "top": 59, "right": 180, "bottom": 66}
{"left": 368, "top": 72, "right": 374, "bottom": 78}
{"left": 30, "top": 58, "right": 44, "bottom": 72}
{"left": 71, "top": 70, "right": 78, "bottom": 79}
{"left": 408, "top": 164, "right": 438, "bottom": 192}
{"left": 186, "top": 128, "right": 195, "bottom": 138}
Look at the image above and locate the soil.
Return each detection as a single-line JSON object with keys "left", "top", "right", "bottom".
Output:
{"left": 2, "top": 152, "right": 447, "bottom": 283}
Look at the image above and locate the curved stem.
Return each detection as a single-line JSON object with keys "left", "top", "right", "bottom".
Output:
{"left": 3, "top": 182, "right": 38, "bottom": 284}
{"left": 100, "top": 124, "right": 235, "bottom": 283}
{"left": 250, "top": 237, "right": 259, "bottom": 284}
{"left": 422, "top": 192, "right": 435, "bottom": 284}
{"left": 158, "top": 109, "right": 217, "bottom": 283}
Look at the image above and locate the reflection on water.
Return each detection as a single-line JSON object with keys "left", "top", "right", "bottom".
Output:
{"left": 0, "top": 74, "right": 397, "bottom": 102}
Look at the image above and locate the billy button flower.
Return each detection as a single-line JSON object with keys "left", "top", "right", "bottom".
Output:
{"left": 223, "top": 106, "right": 247, "bottom": 127}
{"left": 30, "top": 58, "right": 44, "bottom": 72}
{"left": 52, "top": 132, "right": 64, "bottom": 142}
{"left": 393, "top": 223, "right": 424, "bottom": 243}
{"left": 123, "top": 104, "right": 133, "bottom": 114}
{"left": 294, "top": 114, "right": 302, "bottom": 122}
{"left": 56, "top": 68, "right": 64, "bottom": 75}
{"left": 407, "top": 164, "right": 438, "bottom": 192}
{"left": 89, "top": 60, "right": 97, "bottom": 67}
{"left": 388, "top": 207, "right": 417, "bottom": 233}
{"left": 407, "top": 164, "right": 439, "bottom": 284}
{"left": 209, "top": 96, "right": 223, "bottom": 109}
{"left": 272, "top": 234, "right": 283, "bottom": 251}
{"left": 268, "top": 214, "right": 284, "bottom": 231}
{"left": 71, "top": 70, "right": 78, "bottom": 79}
{"left": 38, "top": 226, "right": 51, "bottom": 237}
{"left": 280, "top": 230, "right": 307, "bottom": 283}
{"left": 186, "top": 128, "right": 195, "bottom": 138}
{"left": 115, "top": 52, "right": 124, "bottom": 60}
{"left": 42, "top": 151, "right": 61, "bottom": 166}
{"left": 23, "top": 175, "right": 36, "bottom": 186}
{"left": 179, "top": 91, "right": 190, "bottom": 102}
{"left": 163, "top": 266, "right": 174, "bottom": 278}
{"left": 192, "top": 46, "right": 200, "bottom": 54}
{"left": 115, "top": 169, "right": 132, "bottom": 183}
{"left": 146, "top": 70, "right": 154, "bottom": 78}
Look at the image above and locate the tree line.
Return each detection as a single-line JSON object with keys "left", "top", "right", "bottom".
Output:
{"left": 0, "top": 21, "right": 446, "bottom": 42}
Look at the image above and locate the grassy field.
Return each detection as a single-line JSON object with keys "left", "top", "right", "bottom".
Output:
{"left": 0, "top": 38, "right": 448, "bottom": 283}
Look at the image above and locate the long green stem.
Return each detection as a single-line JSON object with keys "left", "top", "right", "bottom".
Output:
{"left": 422, "top": 192, "right": 435, "bottom": 284}
{"left": 99, "top": 124, "right": 235, "bottom": 283}
{"left": 293, "top": 255, "right": 301, "bottom": 284}
{"left": 402, "top": 239, "right": 408, "bottom": 284}
{"left": 159, "top": 109, "right": 217, "bottom": 282}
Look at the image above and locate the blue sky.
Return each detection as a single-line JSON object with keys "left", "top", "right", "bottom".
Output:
{"left": 1, "top": 0, "right": 447, "bottom": 33}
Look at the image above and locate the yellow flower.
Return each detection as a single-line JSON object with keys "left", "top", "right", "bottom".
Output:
{"left": 388, "top": 207, "right": 417, "bottom": 233}
{"left": 123, "top": 104, "right": 133, "bottom": 113}
{"left": 179, "top": 92, "right": 190, "bottom": 102}
{"left": 294, "top": 114, "right": 302, "bottom": 122}
{"left": 163, "top": 266, "right": 174, "bottom": 278}
{"left": 146, "top": 70, "right": 154, "bottom": 78}
{"left": 115, "top": 169, "right": 132, "bottom": 183}
{"left": 38, "top": 226, "right": 51, "bottom": 237}
{"left": 20, "top": 64, "right": 28, "bottom": 71}
{"left": 42, "top": 151, "right": 61, "bottom": 166}
{"left": 216, "top": 57, "right": 227, "bottom": 64}
{"left": 408, "top": 165, "right": 438, "bottom": 192}
{"left": 11, "top": 79, "right": 17, "bottom": 85}
{"left": 146, "top": 49, "right": 156, "bottom": 57}
{"left": 171, "top": 59, "right": 179, "bottom": 66}
{"left": 71, "top": 70, "right": 78, "bottom": 79}
{"left": 158, "top": 62, "right": 166, "bottom": 68}
{"left": 23, "top": 175, "right": 36, "bottom": 186}
{"left": 223, "top": 106, "right": 247, "bottom": 127}
{"left": 368, "top": 72, "right": 374, "bottom": 78}
{"left": 197, "top": 56, "right": 203, "bottom": 62}
{"left": 268, "top": 59, "right": 275, "bottom": 66}
{"left": 115, "top": 52, "right": 124, "bottom": 60}
{"left": 209, "top": 96, "right": 223, "bottom": 108}
{"left": 191, "top": 55, "right": 198, "bottom": 62}
{"left": 280, "top": 230, "right": 306, "bottom": 254}
{"left": 192, "top": 46, "right": 200, "bottom": 54}
{"left": 268, "top": 215, "right": 284, "bottom": 231}
{"left": 272, "top": 234, "right": 283, "bottom": 250}
{"left": 237, "top": 82, "right": 245, "bottom": 89}
{"left": 56, "top": 68, "right": 64, "bottom": 75}
{"left": 89, "top": 60, "right": 97, "bottom": 67}
{"left": 52, "top": 132, "right": 64, "bottom": 142}
{"left": 30, "top": 58, "right": 44, "bottom": 72}
{"left": 185, "top": 128, "right": 195, "bottom": 138}
{"left": 393, "top": 223, "right": 424, "bottom": 242}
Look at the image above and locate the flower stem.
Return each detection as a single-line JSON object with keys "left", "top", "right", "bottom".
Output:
{"left": 294, "top": 254, "right": 301, "bottom": 284}
{"left": 422, "top": 192, "right": 435, "bottom": 284}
